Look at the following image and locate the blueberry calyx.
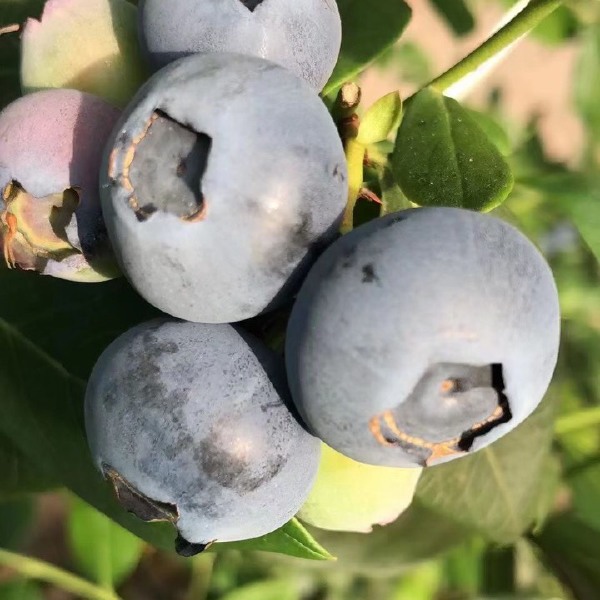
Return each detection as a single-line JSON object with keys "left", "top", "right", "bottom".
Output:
{"left": 369, "top": 363, "right": 513, "bottom": 466}
{"left": 114, "top": 110, "right": 211, "bottom": 223}
{"left": 175, "top": 534, "right": 211, "bottom": 557}
{"left": 102, "top": 463, "right": 179, "bottom": 523}
{"left": 238, "top": 0, "right": 265, "bottom": 12}
{"left": 1, "top": 180, "right": 80, "bottom": 270}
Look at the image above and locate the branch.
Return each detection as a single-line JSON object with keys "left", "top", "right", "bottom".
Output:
{"left": 0, "top": 548, "right": 121, "bottom": 600}
{"left": 408, "top": 0, "right": 563, "bottom": 99}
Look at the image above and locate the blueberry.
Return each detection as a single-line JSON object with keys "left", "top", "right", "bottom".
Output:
{"left": 85, "top": 319, "right": 321, "bottom": 551}
{"left": 0, "top": 89, "right": 120, "bottom": 282}
{"left": 139, "top": 0, "right": 341, "bottom": 90}
{"left": 285, "top": 207, "right": 561, "bottom": 468}
{"left": 101, "top": 52, "right": 347, "bottom": 324}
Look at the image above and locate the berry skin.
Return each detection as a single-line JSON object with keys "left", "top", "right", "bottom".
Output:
{"left": 84, "top": 319, "right": 321, "bottom": 554}
{"left": 298, "top": 442, "right": 422, "bottom": 533}
{"left": 0, "top": 89, "right": 120, "bottom": 282}
{"left": 139, "top": 0, "right": 341, "bottom": 90}
{"left": 285, "top": 207, "right": 561, "bottom": 468}
{"left": 21, "top": 0, "right": 148, "bottom": 108}
{"left": 101, "top": 52, "right": 347, "bottom": 324}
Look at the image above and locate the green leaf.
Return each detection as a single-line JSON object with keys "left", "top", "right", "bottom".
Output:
{"left": 357, "top": 91, "right": 402, "bottom": 145}
{"left": 0, "top": 431, "right": 56, "bottom": 497}
{"left": 532, "top": 454, "right": 562, "bottom": 533}
{"left": 378, "top": 164, "right": 411, "bottom": 215}
{"left": 416, "top": 396, "right": 556, "bottom": 544}
{"left": 533, "top": 402, "right": 600, "bottom": 598}
{"left": 323, "top": 0, "right": 411, "bottom": 95}
{"left": 518, "top": 172, "right": 600, "bottom": 263}
{"left": 0, "top": 580, "right": 44, "bottom": 600}
{"left": 393, "top": 88, "right": 514, "bottom": 211}
{"left": 230, "top": 519, "right": 333, "bottom": 560}
{"left": 559, "top": 416, "right": 600, "bottom": 533}
{"left": 442, "top": 539, "right": 485, "bottom": 595}
{"left": 67, "top": 497, "right": 144, "bottom": 588}
{"left": 311, "top": 500, "right": 473, "bottom": 576}
{"left": 221, "top": 579, "right": 300, "bottom": 600}
{"left": 561, "top": 190, "right": 600, "bottom": 263}
{"left": 532, "top": 5, "right": 579, "bottom": 45}
{"left": 532, "top": 514, "right": 600, "bottom": 600}
{"left": 566, "top": 458, "right": 600, "bottom": 534}
{"left": 0, "top": 498, "right": 34, "bottom": 551}
{"left": 0, "top": 272, "right": 159, "bottom": 380}
{"left": 464, "top": 108, "right": 511, "bottom": 156}
{"left": 428, "top": 0, "right": 475, "bottom": 36}
{"left": 0, "top": 271, "right": 330, "bottom": 559}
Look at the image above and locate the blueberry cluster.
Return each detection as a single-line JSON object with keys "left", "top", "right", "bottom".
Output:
{"left": 0, "top": 0, "right": 561, "bottom": 556}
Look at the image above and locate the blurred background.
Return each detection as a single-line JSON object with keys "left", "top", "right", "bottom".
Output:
{"left": 1, "top": 0, "right": 599, "bottom": 598}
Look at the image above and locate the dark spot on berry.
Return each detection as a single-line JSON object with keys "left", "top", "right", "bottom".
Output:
{"left": 332, "top": 163, "right": 346, "bottom": 182}
{"left": 362, "top": 263, "right": 377, "bottom": 283}
{"left": 135, "top": 204, "right": 158, "bottom": 221}
{"left": 383, "top": 212, "right": 410, "bottom": 227}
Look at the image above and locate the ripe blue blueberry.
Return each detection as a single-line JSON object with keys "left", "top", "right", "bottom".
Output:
{"left": 101, "top": 52, "right": 347, "bottom": 324}
{"left": 85, "top": 319, "right": 321, "bottom": 554}
{"left": 139, "top": 0, "right": 342, "bottom": 90}
{"left": 286, "top": 207, "right": 561, "bottom": 468}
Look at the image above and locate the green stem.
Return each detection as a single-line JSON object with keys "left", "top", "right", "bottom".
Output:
{"left": 0, "top": 548, "right": 121, "bottom": 600}
{"left": 185, "top": 553, "right": 216, "bottom": 600}
{"left": 340, "top": 138, "right": 366, "bottom": 234}
{"left": 555, "top": 407, "right": 600, "bottom": 436}
{"left": 413, "top": 0, "right": 563, "bottom": 96}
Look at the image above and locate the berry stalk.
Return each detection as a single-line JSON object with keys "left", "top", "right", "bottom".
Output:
{"left": 409, "top": 0, "right": 563, "bottom": 99}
